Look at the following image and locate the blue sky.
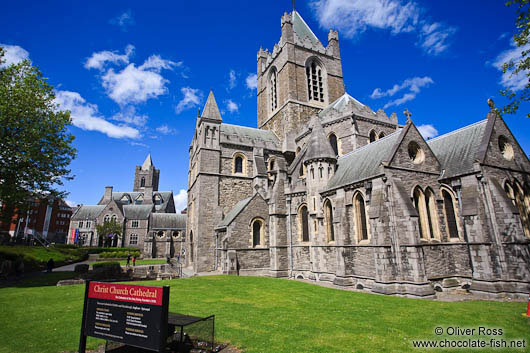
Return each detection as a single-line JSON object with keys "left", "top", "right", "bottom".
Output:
{"left": 2, "top": 0, "right": 529, "bottom": 211}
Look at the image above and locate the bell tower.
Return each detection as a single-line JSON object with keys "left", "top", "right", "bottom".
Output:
{"left": 133, "top": 154, "right": 160, "bottom": 192}
{"left": 256, "top": 9, "right": 345, "bottom": 143}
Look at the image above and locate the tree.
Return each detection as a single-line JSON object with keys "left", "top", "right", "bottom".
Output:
{"left": 0, "top": 47, "right": 77, "bottom": 228}
{"left": 96, "top": 221, "right": 123, "bottom": 247}
{"left": 500, "top": 0, "right": 530, "bottom": 117}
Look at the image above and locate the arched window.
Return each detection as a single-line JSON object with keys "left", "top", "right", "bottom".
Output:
{"left": 233, "top": 153, "right": 246, "bottom": 175}
{"left": 413, "top": 187, "right": 439, "bottom": 240}
{"left": 424, "top": 189, "right": 439, "bottom": 239}
{"left": 354, "top": 193, "right": 369, "bottom": 241}
{"left": 299, "top": 163, "right": 305, "bottom": 178}
{"left": 442, "top": 189, "right": 459, "bottom": 239}
{"left": 379, "top": 132, "right": 386, "bottom": 139}
{"left": 140, "top": 177, "right": 145, "bottom": 187}
{"left": 104, "top": 215, "right": 110, "bottom": 223}
{"left": 513, "top": 181, "right": 530, "bottom": 238}
{"left": 298, "top": 205, "right": 309, "bottom": 242}
{"left": 329, "top": 133, "right": 338, "bottom": 156}
{"left": 270, "top": 69, "right": 278, "bottom": 111}
{"left": 111, "top": 215, "right": 117, "bottom": 223}
{"left": 251, "top": 218, "right": 264, "bottom": 247}
{"left": 324, "top": 200, "right": 335, "bottom": 242}
{"left": 268, "top": 157, "right": 275, "bottom": 172}
{"left": 369, "top": 130, "right": 377, "bottom": 143}
{"left": 306, "top": 59, "right": 325, "bottom": 103}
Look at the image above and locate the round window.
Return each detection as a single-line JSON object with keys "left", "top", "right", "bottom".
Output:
{"left": 408, "top": 141, "right": 425, "bottom": 164}
{"left": 172, "top": 231, "right": 179, "bottom": 238}
{"left": 157, "top": 231, "right": 165, "bottom": 238}
{"left": 498, "top": 136, "right": 514, "bottom": 161}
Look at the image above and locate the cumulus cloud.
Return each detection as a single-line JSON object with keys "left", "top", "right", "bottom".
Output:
{"left": 173, "top": 189, "right": 187, "bottom": 212}
{"left": 111, "top": 106, "right": 147, "bottom": 127}
{"left": 228, "top": 70, "right": 237, "bottom": 90}
{"left": 175, "top": 87, "right": 203, "bottom": 114}
{"left": 0, "top": 44, "right": 30, "bottom": 67}
{"left": 84, "top": 45, "right": 134, "bottom": 71}
{"left": 54, "top": 90, "right": 139, "bottom": 139}
{"left": 156, "top": 124, "right": 177, "bottom": 135}
{"left": 65, "top": 200, "right": 78, "bottom": 208}
{"left": 370, "top": 76, "right": 433, "bottom": 109}
{"left": 110, "top": 10, "right": 135, "bottom": 31}
{"left": 225, "top": 99, "right": 239, "bottom": 113}
{"left": 417, "top": 124, "right": 438, "bottom": 139}
{"left": 101, "top": 55, "right": 179, "bottom": 105}
{"left": 246, "top": 73, "right": 258, "bottom": 90}
{"left": 492, "top": 40, "right": 530, "bottom": 92}
{"left": 310, "top": 0, "right": 455, "bottom": 55}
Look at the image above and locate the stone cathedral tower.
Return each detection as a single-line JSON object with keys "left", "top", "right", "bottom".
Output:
{"left": 257, "top": 10, "right": 345, "bottom": 143}
{"left": 133, "top": 154, "right": 160, "bottom": 192}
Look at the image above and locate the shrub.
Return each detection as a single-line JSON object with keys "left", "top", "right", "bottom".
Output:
{"left": 74, "top": 264, "right": 89, "bottom": 273}
{"left": 92, "top": 261, "right": 121, "bottom": 270}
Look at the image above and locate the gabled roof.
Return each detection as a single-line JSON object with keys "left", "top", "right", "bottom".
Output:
{"left": 141, "top": 154, "right": 153, "bottom": 170}
{"left": 150, "top": 213, "right": 186, "bottom": 230}
{"left": 122, "top": 205, "right": 153, "bottom": 219}
{"left": 427, "top": 120, "right": 488, "bottom": 179}
{"left": 325, "top": 131, "right": 401, "bottom": 191}
{"left": 201, "top": 89, "right": 222, "bottom": 121}
{"left": 220, "top": 123, "right": 280, "bottom": 149}
{"left": 71, "top": 205, "right": 106, "bottom": 220}
{"left": 318, "top": 93, "right": 365, "bottom": 118}
{"left": 305, "top": 117, "right": 336, "bottom": 162}
{"left": 216, "top": 197, "right": 252, "bottom": 230}
{"left": 292, "top": 10, "right": 321, "bottom": 47}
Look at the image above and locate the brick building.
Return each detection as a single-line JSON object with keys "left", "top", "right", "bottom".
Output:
{"left": 186, "top": 9, "right": 530, "bottom": 298}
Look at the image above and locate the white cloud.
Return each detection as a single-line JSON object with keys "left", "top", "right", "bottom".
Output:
{"left": 228, "top": 70, "right": 237, "bottom": 90}
{"left": 246, "top": 73, "right": 258, "bottom": 90}
{"left": 65, "top": 200, "right": 78, "bottom": 207}
{"left": 175, "top": 87, "right": 203, "bottom": 114}
{"left": 419, "top": 22, "right": 456, "bottom": 56}
{"left": 84, "top": 44, "right": 134, "bottom": 71}
{"left": 371, "top": 76, "right": 433, "bottom": 109}
{"left": 111, "top": 107, "right": 147, "bottom": 127}
{"left": 310, "top": 0, "right": 455, "bottom": 55}
{"left": 492, "top": 41, "right": 530, "bottom": 92}
{"left": 173, "top": 189, "right": 187, "bottom": 212}
{"left": 110, "top": 10, "right": 135, "bottom": 30}
{"left": 225, "top": 99, "right": 239, "bottom": 113}
{"left": 156, "top": 124, "right": 177, "bottom": 135}
{"left": 0, "top": 44, "right": 30, "bottom": 67}
{"left": 54, "top": 90, "right": 139, "bottom": 139}
{"left": 101, "top": 55, "right": 178, "bottom": 105}
{"left": 417, "top": 124, "right": 438, "bottom": 139}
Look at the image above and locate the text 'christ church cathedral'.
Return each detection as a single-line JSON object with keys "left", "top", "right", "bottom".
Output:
{"left": 187, "top": 9, "right": 530, "bottom": 298}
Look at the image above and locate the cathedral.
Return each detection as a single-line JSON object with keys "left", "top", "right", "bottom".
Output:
{"left": 186, "top": 9, "right": 530, "bottom": 298}
{"left": 68, "top": 155, "right": 187, "bottom": 258}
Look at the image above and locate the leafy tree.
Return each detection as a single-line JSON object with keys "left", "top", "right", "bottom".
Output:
{"left": 96, "top": 221, "right": 123, "bottom": 247}
{"left": 0, "top": 47, "right": 76, "bottom": 228}
{"left": 500, "top": 0, "right": 530, "bottom": 117}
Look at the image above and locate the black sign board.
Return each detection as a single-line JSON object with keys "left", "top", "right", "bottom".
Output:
{"left": 79, "top": 281, "right": 169, "bottom": 353}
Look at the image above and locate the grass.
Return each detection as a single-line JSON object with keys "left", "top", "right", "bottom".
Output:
{"left": 0, "top": 245, "right": 86, "bottom": 272}
{"left": 0, "top": 276, "right": 528, "bottom": 353}
{"left": 92, "top": 258, "right": 168, "bottom": 266}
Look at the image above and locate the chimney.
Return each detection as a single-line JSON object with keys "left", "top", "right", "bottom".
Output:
{"left": 144, "top": 186, "right": 153, "bottom": 204}
{"left": 104, "top": 186, "right": 113, "bottom": 201}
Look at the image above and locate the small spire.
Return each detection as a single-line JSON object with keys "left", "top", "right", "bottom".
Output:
{"left": 403, "top": 108, "right": 412, "bottom": 122}
{"left": 201, "top": 89, "right": 222, "bottom": 121}
{"left": 142, "top": 153, "right": 153, "bottom": 171}
{"left": 292, "top": 0, "right": 295, "bottom": 12}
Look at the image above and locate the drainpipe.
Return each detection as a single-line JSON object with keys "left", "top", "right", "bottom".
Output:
{"left": 287, "top": 196, "right": 293, "bottom": 277}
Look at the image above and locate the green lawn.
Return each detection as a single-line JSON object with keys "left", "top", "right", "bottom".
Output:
{"left": 0, "top": 245, "right": 86, "bottom": 272}
{"left": 95, "top": 259, "right": 168, "bottom": 266}
{"left": 0, "top": 276, "right": 528, "bottom": 353}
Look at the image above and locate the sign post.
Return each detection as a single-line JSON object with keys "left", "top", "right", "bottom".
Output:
{"left": 79, "top": 281, "right": 170, "bottom": 353}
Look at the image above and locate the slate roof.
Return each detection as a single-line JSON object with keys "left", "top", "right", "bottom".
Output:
{"left": 325, "top": 131, "right": 401, "bottom": 191}
{"left": 220, "top": 123, "right": 280, "bottom": 149}
{"left": 427, "top": 120, "right": 488, "bottom": 179}
{"left": 122, "top": 205, "right": 153, "bottom": 219}
{"left": 305, "top": 117, "right": 336, "bottom": 161}
{"left": 201, "top": 90, "right": 222, "bottom": 121}
{"left": 71, "top": 205, "right": 106, "bottom": 220}
{"left": 150, "top": 213, "right": 187, "bottom": 230}
{"left": 216, "top": 197, "right": 252, "bottom": 230}
{"left": 292, "top": 10, "right": 321, "bottom": 46}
